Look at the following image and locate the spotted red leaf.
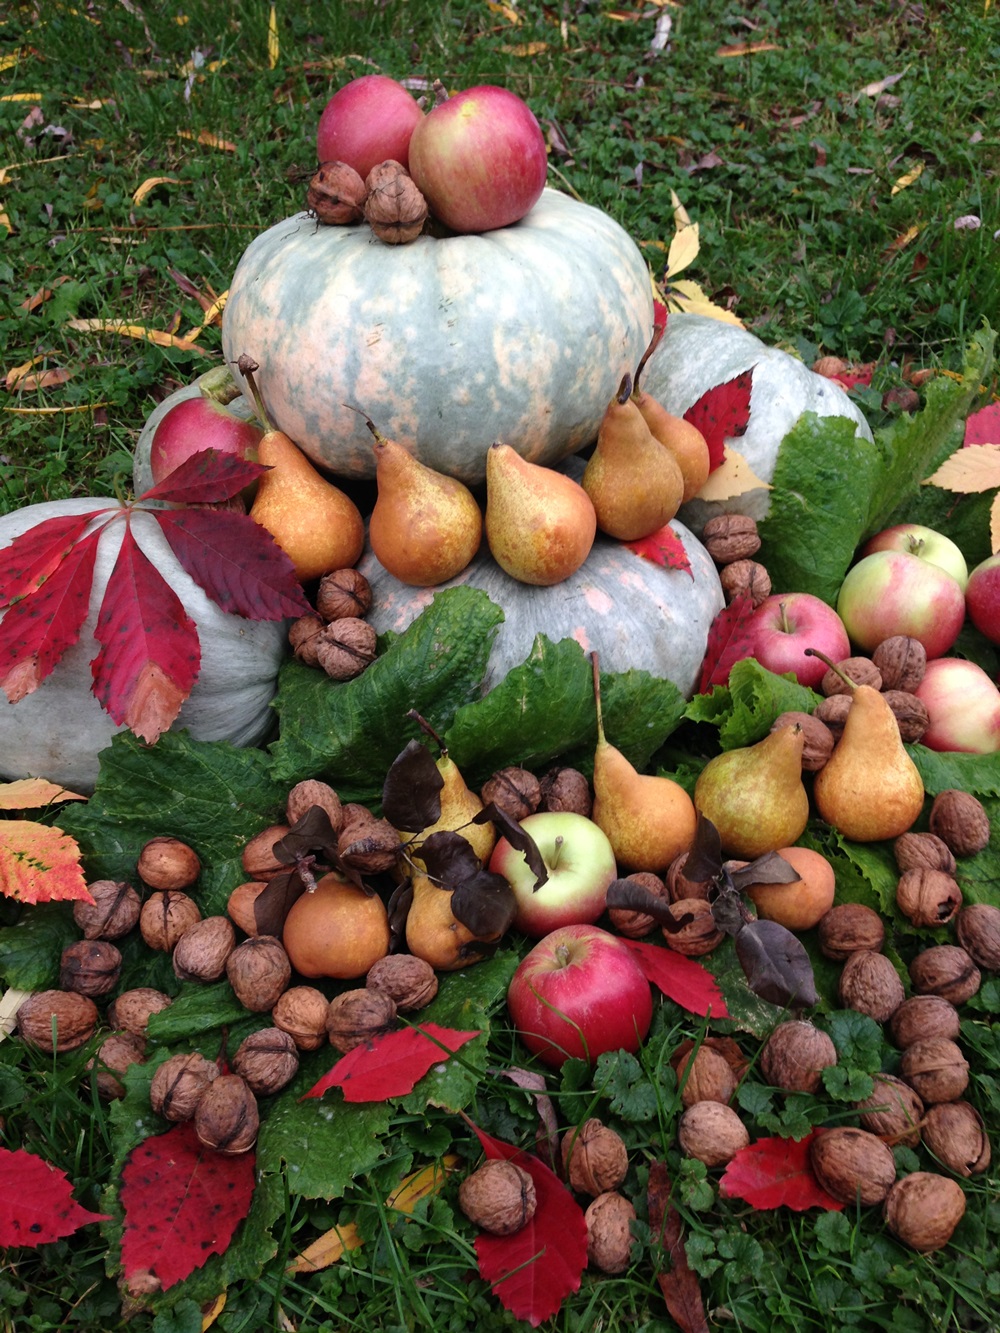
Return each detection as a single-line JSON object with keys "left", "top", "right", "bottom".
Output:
{"left": 138, "top": 448, "right": 267, "bottom": 506}
{"left": 719, "top": 1130, "right": 844, "bottom": 1211}
{"left": 964, "top": 401, "right": 1000, "bottom": 446}
{"left": 829, "top": 363, "right": 874, "bottom": 390}
{"left": 0, "top": 1146, "right": 110, "bottom": 1246}
{"left": 469, "top": 1122, "right": 587, "bottom": 1327}
{"left": 623, "top": 939, "right": 729, "bottom": 1018}
{"left": 624, "top": 524, "right": 692, "bottom": 574}
{"left": 303, "top": 1023, "right": 480, "bottom": 1103}
{"left": 697, "top": 591, "right": 756, "bottom": 692}
{"left": 684, "top": 369, "right": 753, "bottom": 471}
{"left": 120, "top": 1120, "right": 256, "bottom": 1290}
{"left": 0, "top": 510, "right": 107, "bottom": 607}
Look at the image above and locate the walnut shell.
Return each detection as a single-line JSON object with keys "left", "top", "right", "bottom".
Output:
{"left": 882, "top": 691, "right": 930, "bottom": 744}
{"left": 908, "top": 944, "right": 981, "bottom": 1005}
{"left": 838, "top": 950, "right": 905, "bottom": 1022}
{"left": 194, "top": 1073, "right": 259, "bottom": 1154}
{"left": 663, "top": 897, "right": 724, "bottom": 956}
{"left": 854, "top": 1073, "right": 924, "bottom": 1148}
{"left": 306, "top": 160, "right": 367, "bottom": 225}
{"left": 365, "top": 954, "right": 438, "bottom": 1010}
{"left": 231, "top": 1026, "right": 299, "bottom": 1095}
{"left": 607, "top": 871, "right": 669, "bottom": 938}
{"left": 458, "top": 1159, "right": 536, "bottom": 1235}
{"left": 701, "top": 514, "right": 760, "bottom": 564}
{"left": 139, "top": 890, "right": 202, "bottom": 951}
{"left": 288, "top": 611, "right": 326, "bottom": 666}
{"left": 226, "top": 935, "right": 292, "bottom": 1011}
{"left": 106, "top": 987, "right": 173, "bottom": 1037}
{"left": 769, "top": 711, "right": 834, "bottom": 771}
{"left": 480, "top": 766, "right": 542, "bottom": 822}
{"left": 889, "top": 994, "right": 961, "bottom": 1048}
{"left": 326, "top": 987, "right": 397, "bottom": 1053}
{"left": 820, "top": 656, "right": 882, "bottom": 695}
{"left": 759, "top": 1020, "right": 837, "bottom": 1094}
{"left": 172, "top": 914, "right": 236, "bottom": 982}
{"left": 675, "top": 1045, "right": 737, "bottom": 1107}
{"left": 137, "top": 836, "right": 201, "bottom": 891}
{"left": 719, "top": 558, "right": 771, "bottom": 607}
{"left": 584, "top": 1191, "right": 636, "bottom": 1274}
{"left": 72, "top": 880, "right": 141, "bottom": 939}
{"left": 336, "top": 811, "right": 401, "bottom": 874}
{"left": 873, "top": 635, "right": 926, "bottom": 692}
{"left": 241, "top": 824, "right": 291, "bottom": 881}
{"left": 955, "top": 902, "right": 1000, "bottom": 971}
{"left": 226, "top": 881, "right": 267, "bottom": 936}
{"left": 561, "top": 1119, "right": 628, "bottom": 1195}
{"left": 87, "top": 1029, "right": 147, "bottom": 1100}
{"left": 921, "top": 1101, "right": 990, "bottom": 1176}
{"left": 18, "top": 989, "right": 98, "bottom": 1053}
{"left": 150, "top": 1051, "right": 220, "bottom": 1121}
{"left": 271, "top": 985, "right": 332, "bottom": 1050}
{"left": 286, "top": 779, "right": 344, "bottom": 833}
{"left": 315, "top": 617, "right": 378, "bottom": 680}
{"left": 899, "top": 1036, "right": 969, "bottom": 1103}
{"left": 316, "top": 567, "right": 373, "bottom": 622}
{"left": 883, "top": 1171, "right": 966, "bottom": 1251}
{"left": 895, "top": 868, "right": 962, "bottom": 928}
{"left": 817, "top": 903, "right": 885, "bottom": 960}
{"left": 812, "top": 692, "right": 851, "bottom": 740}
{"left": 665, "top": 852, "right": 714, "bottom": 902}
{"left": 677, "top": 1102, "right": 750, "bottom": 1167}
{"left": 928, "top": 789, "right": 990, "bottom": 858}
{"left": 364, "top": 160, "right": 428, "bottom": 244}
{"left": 893, "top": 832, "right": 957, "bottom": 876}
{"left": 59, "top": 939, "right": 122, "bottom": 997}
{"left": 538, "top": 766, "right": 592, "bottom": 817}
{"left": 809, "top": 1127, "right": 897, "bottom": 1205}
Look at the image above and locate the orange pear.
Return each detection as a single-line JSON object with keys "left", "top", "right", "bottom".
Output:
{"left": 631, "top": 327, "right": 711, "bottom": 502}
{"left": 485, "top": 441, "right": 597, "bottom": 586}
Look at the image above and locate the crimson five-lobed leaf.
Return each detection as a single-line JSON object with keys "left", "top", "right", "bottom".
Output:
{"left": 683, "top": 369, "right": 753, "bottom": 472}
{"left": 0, "top": 1146, "right": 110, "bottom": 1247}
{"left": 304, "top": 1024, "right": 480, "bottom": 1103}
{"left": 624, "top": 523, "right": 693, "bottom": 575}
{"left": 622, "top": 939, "right": 729, "bottom": 1018}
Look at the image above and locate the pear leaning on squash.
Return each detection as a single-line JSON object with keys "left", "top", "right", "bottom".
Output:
{"left": 807, "top": 649, "right": 924, "bottom": 841}
{"left": 590, "top": 653, "right": 697, "bottom": 872}
{"left": 631, "top": 328, "right": 711, "bottom": 503}
{"left": 694, "top": 725, "right": 809, "bottom": 861}
{"left": 239, "top": 355, "right": 364, "bottom": 581}
{"left": 484, "top": 441, "right": 596, "bottom": 586}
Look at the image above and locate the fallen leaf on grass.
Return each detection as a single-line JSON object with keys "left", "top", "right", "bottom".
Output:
{"left": 0, "top": 1147, "right": 110, "bottom": 1246}
{"left": 891, "top": 163, "right": 924, "bottom": 195}
{"left": 303, "top": 1023, "right": 480, "bottom": 1102}
{"left": 132, "top": 176, "right": 184, "bottom": 205}
{"left": 623, "top": 939, "right": 729, "bottom": 1018}
{"left": 64, "top": 318, "right": 204, "bottom": 352}
{"left": 716, "top": 41, "right": 781, "bottom": 56}
{"left": 0, "top": 820, "right": 89, "bottom": 903}
{"left": 719, "top": 1130, "right": 844, "bottom": 1211}
{"left": 648, "top": 1160, "right": 709, "bottom": 1333}
{"left": 175, "top": 129, "right": 237, "bottom": 152}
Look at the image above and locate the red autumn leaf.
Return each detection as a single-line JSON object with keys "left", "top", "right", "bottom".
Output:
{"left": 303, "top": 1023, "right": 480, "bottom": 1103}
{"left": 469, "top": 1122, "right": 587, "bottom": 1327}
{"left": 964, "top": 401, "right": 1000, "bottom": 446}
{"left": 697, "top": 591, "right": 756, "bottom": 693}
{"left": 624, "top": 524, "right": 692, "bottom": 575}
{"left": 719, "top": 1130, "right": 844, "bottom": 1211}
{"left": 829, "top": 363, "right": 875, "bottom": 390}
{"left": 0, "top": 1146, "right": 110, "bottom": 1246}
{"left": 120, "top": 1120, "right": 256, "bottom": 1290}
{"left": 623, "top": 939, "right": 729, "bottom": 1018}
{"left": 683, "top": 369, "right": 753, "bottom": 471}
{"left": 648, "top": 1160, "right": 709, "bottom": 1333}
{"left": 0, "top": 820, "right": 89, "bottom": 903}
{"left": 653, "top": 299, "right": 669, "bottom": 333}
{"left": 0, "top": 510, "right": 106, "bottom": 607}
{"left": 137, "top": 448, "right": 267, "bottom": 507}
{"left": 0, "top": 528, "right": 102, "bottom": 703}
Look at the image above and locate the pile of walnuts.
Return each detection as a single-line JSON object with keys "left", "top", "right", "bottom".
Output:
{"left": 288, "top": 566, "right": 377, "bottom": 682}
{"left": 307, "top": 158, "right": 428, "bottom": 245}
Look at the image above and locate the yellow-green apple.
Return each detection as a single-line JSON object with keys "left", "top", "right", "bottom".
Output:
{"left": 745, "top": 593, "right": 851, "bottom": 688}
{"left": 316, "top": 74, "right": 422, "bottom": 177}
{"left": 836, "top": 551, "right": 966, "bottom": 658}
{"left": 861, "top": 523, "right": 969, "bottom": 591}
{"left": 407, "top": 85, "right": 548, "bottom": 234}
{"left": 506, "top": 923, "right": 653, "bottom": 1068}
{"left": 965, "top": 554, "right": 1000, "bottom": 645}
{"left": 914, "top": 657, "right": 1000, "bottom": 752}
{"left": 149, "top": 396, "right": 263, "bottom": 485}
{"left": 488, "top": 811, "right": 617, "bottom": 938}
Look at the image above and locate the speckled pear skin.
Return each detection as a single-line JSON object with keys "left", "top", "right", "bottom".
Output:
{"left": 694, "top": 727, "right": 809, "bottom": 860}
{"left": 485, "top": 442, "right": 596, "bottom": 587}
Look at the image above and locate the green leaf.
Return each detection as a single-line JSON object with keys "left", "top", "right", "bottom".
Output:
{"left": 821, "top": 1009, "right": 885, "bottom": 1073}
{"left": 685, "top": 659, "right": 823, "bottom": 750}
{"left": 258, "top": 1087, "right": 392, "bottom": 1200}
{"left": 0, "top": 903, "right": 78, "bottom": 989}
{"left": 146, "top": 981, "right": 253, "bottom": 1044}
{"left": 910, "top": 746, "right": 1000, "bottom": 799}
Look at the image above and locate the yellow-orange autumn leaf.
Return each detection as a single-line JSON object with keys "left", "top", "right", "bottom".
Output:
{"left": 0, "top": 988, "right": 31, "bottom": 1042}
{"left": 132, "top": 176, "right": 184, "bottom": 206}
{"left": 176, "top": 129, "right": 237, "bottom": 152}
{"left": 924, "top": 443, "right": 1000, "bottom": 493}
{"left": 267, "top": 4, "right": 279, "bottom": 68}
{"left": 64, "top": 319, "right": 204, "bottom": 352}
{"left": 655, "top": 194, "right": 745, "bottom": 328}
{"left": 0, "top": 821, "right": 90, "bottom": 904}
{"left": 695, "top": 447, "right": 772, "bottom": 502}
{"left": 891, "top": 163, "right": 924, "bottom": 195}
{"left": 0, "top": 779, "right": 86, "bottom": 810}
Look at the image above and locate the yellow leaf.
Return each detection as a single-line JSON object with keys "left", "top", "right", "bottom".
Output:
{"left": 0, "top": 93, "right": 44, "bottom": 102}
{"left": 992, "top": 492, "right": 1000, "bottom": 552}
{"left": 696, "top": 447, "right": 771, "bottom": 501}
{"left": 665, "top": 278, "right": 745, "bottom": 327}
{"left": 0, "top": 209, "right": 12, "bottom": 235}
{"left": 4, "top": 403, "right": 114, "bottom": 415}
{"left": 287, "top": 1223, "right": 363, "bottom": 1274}
{"left": 0, "top": 988, "right": 31, "bottom": 1043}
{"left": 891, "top": 162, "right": 924, "bottom": 195}
{"left": 176, "top": 129, "right": 237, "bottom": 152}
{"left": 716, "top": 41, "right": 781, "bottom": 56}
{"left": 200, "top": 1292, "right": 226, "bottom": 1331}
{"left": 386, "top": 1155, "right": 460, "bottom": 1210}
{"left": 670, "top": 189, "right": 692, "bottom": 231}
{"left": 132, "top": 176, "right": 184, "bottom": 205}
{"left": 923, "top": 443, "right": 1000, "bottom": 494}
{"left": 486, "top": 1, "right": 522, "bottom": 23}
{"left": 0, "top": 779, "right": 87, "bottom": 809}
{"left": 884, "top": 223, "right": 922, "bottom": 256}
{"left": 500, "top": 42, "right": 549, "bottom": 55}
{"left": 182, "top": 289, "right": 228, "bottom": 339}
{"left": 65, "top": 319, "right": 205, "bottom": 352}
{"left": 665, "top": 221, "right": 700, "bottom": 278}
{"left": 268, "top": 4, "right": 279, "bottom": 69}
{"left": 0, "top": 51, "right": 29, "bottom": 74}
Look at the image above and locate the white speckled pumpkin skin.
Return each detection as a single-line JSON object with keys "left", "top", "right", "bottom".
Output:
{"left": 220, "top": 189, "right": 655, "bottom": 485}
{"left": 641, "top": 314, "right": 873, "bottom": 532}
{"left": 359, "top": 523, "right": 724, "bottom": 699}
{"left": 0, "top": 499, "right": 289, "bottom": 793}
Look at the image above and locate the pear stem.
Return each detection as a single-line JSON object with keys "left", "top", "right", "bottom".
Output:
{"left": 234, "top": 354, "right": 274, "bottom": 432}
{"left": 616, "top": 373, "right": 633, "bottom": 405}
{"left": 632, "top": 322, "right": 666, "bottom": 397}
{"left": 803, "top": 646, "right": 855, "bottom": 689}
{"left": 342, "top": 402, "right": 386, "bottom": 444}
{"left": 406, "top": 708, "right": 447, "bottom": 755}
{"left": 591, "top": 652, "right": 606, "bottom": 745}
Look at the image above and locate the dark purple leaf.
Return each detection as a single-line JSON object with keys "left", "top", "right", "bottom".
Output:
{"left": 382, "top": 740, "right": 444, "bottom": 832}
{"left": 451, "top": 871, "right": 517, "bottom": 938}
{"left": 734, "top": 919, "right": 818, "bottom": 1008}
{"left": 605, "top": 879, "right": 695, "bottom": 933}
{"left": 418, "top": 830, "right": 483, "bottom": 885}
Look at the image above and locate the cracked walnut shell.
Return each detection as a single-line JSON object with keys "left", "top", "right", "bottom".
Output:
{"left": 316, "top": 617, "right": 378, "bottom": 680}
{"left": 150, "top": 1051, "right": 220, "bottom": 1121}
{"left": 895, "top": 868, "right": 962, "bottom": 928}
{"left": 458, "top": 1159, "right": 536, "bottom": 1235}
{"left": 561, "top": 1119, "right": 628, "bottom": 1195}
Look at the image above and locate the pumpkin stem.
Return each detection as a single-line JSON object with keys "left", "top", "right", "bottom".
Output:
{"left": 234, "top": 354, "right": 275, "bottom": 433}
{"left": 633, "top": 322, "right": 666, "bottom": 397}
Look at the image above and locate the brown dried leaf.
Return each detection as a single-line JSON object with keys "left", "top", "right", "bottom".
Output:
{"left": 648, "top": 1161, "right": 709, "bottom": 1333}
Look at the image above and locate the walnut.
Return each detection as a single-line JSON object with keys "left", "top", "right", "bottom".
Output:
{"left": 701, "top": 514, "right": 760, "bottom": 564}
{"left": 107, "top": 988, "right": 173, "bottom": 1037}
{"left": 231, "top": 1027, "right": 299, "bottom": 1095}
{"left": 584, "top": 1191, "right": 636, "bottom": 1274}
{"left": 561, "top": 1119, "right": 628, "bottom": 1195}
{"left": 812, "top": 692, "right": 851, "bottom": 740}
{"left": 288, "top": 612, "right": 326, "bottom": 666}
{"left": 873, "top": 635, "right": 927, "bottom": 692}
{"left": 72, "top": 880, "right": 141, "bottom": 939}
{"left": 194, "top": 1073, "right": 259, "bottom": 1154}
{"left": 675, "top": 1046, "right": 737, "bottom": 1107}
{"left": 677, "top": 1102, "right": 749, "bottom": 1167}
{"left": 928, "top": 789, "right": 991, "bottom": 857}
{"left": 838, "top": 950, "right": 905, "bottom": 1022}
{"left": 139, "top": 890, "right": 202, "bottom": 952}
{"left": 854, "top": 1073, "right": 924, "bottom": 1148}
{"left": 18, "top": 989, "right": 98, "bottom": 1053}
{"left": 326, "top": 987, "right": 397, "bottom": 1053}
{"left": 909, "top": 944, "right": 981, "bottom": 1005}
{"left": 364, "top": 160, "right": 428, "bottom": 244}
{"left": 316, "top": 567, "right": 373, "bottom": 622}
{"left": 663, "top": 897, "right": 724, "bottom": 956}
{"left": 893, "top": 832, "right": 957, "bottom": 876}
{"left": 759, "top": 1020, "right": 837, "bottom": 1094}
{"left": 809, "top": 1127, "right": 897, "bottom": 1205}
{"left": 665, "top": 853, "right": 714, "bottom": 902}
{"left": 226, "top": 935, "right": 292, "bottom": 1011}
{"left": 480, "top": 766, "right": 542, "bottom": 822}
{"left": 241, "top": 824, "right": 291, "bottom": 881}
{"left": 366, "top": 954, "right": 438, "bottom": 1010}
{"left": 956, "top": 902, "right": 1000, "bottom": 971}
{"left": 272, "top": 985, "right": 332, "bottom": 1050}
{"left": 59, "top": 939, "right": 122, "bottom": 997}
{"left": 306, "top": 160, "right": 367, "bottom": 225}
{"left": 149, "top": 1051, "right": 220, "bottom": 1121}
{"left": 895, "top": 868, "right": 962, "bottom": 928}
{"left": 337, "top": 809, "right": 401, "bottom": 874}
{"left": 137, "top": 836, "right": 201, "bottom": 891}
{"left": 316, "top": 617, "right": 378, "bottom": 680}
{"left": 172, "top": 915, "right": 236, "bottom": 982}
{"left": 719, "top": 558, "right": 771, "bottom": 607}
{"left": 608, "top": 871, "right": 669, "bottom": 937}
{"left": 921, "top": 1101, "right": 991, "bottom": 1176}
{"left": 889, "top": 994, "right": 961, "bottom": 1048}
{"left": 458, "top": 1159, "right": 536, "bottom": 1235}
{"left": 820, "top": 656, "right": 882, "bottom": 695}
{"left": 882, "top": 691, "right": 930, "bottom": 744}
{"left": 87, "top": 1030, "right": 147, "bottom": 1100}
{"left": 883, "top": 1171, "right": 966, "bottom": 1252}
{"left": 769, "top": 711, "right": 834, "bottom": 771}
{"left": 226, "top": 881, "right": 267, "bottom": 936}
{"left": 538, "top": 766, "right": 592, "bottom": 817}
{"left": 817, "top": 903, "right": 885, "bottom": 960}
{"left": 286, "top": 779, "right": 344, "bottom": 833}
{"left": 900, "top": 1036, "right": 969, "bottom": 1104}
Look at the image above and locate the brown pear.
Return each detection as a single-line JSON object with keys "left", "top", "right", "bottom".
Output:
{"left": 693, "top": 726, "right": 809, "bottom": 860}
{"left": 631, "top": 327, "right": 711, "bottom": 502}
{"left": 582, "top": 373, "right": 685, "bottom": 540}
{"left": 485, "top": 442, "right": 597, "bottom": 586}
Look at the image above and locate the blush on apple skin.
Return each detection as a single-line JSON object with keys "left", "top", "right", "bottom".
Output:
{"left": 149, "top": 396, "right": 264, "bottom": 484}
{"left": 745, "top": 592, "right": 851, "bottom": 689}
{"left": 914, "top": 657, "right": 1000, "bottom": 753}
{"left": 316, "top": 74, "right": 423, "bottom": 179}
{"left": 860, "top": 523, "right": 969, "bottom": 590}
{"left": 836, "top": 550, "right": 967, "bottom": 659}
{"left": 965, "top": 554, "right": 1000, "bottom": 646}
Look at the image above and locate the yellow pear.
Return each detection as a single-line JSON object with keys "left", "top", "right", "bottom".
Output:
{"left": 693, "top": 726, "right": 809, "bottom": 860}
{"left": 582, "top": 373, "right": 685, "bottom": 540}
{"left": 630, "top": 330, "right": 711, "bottom": 503}
{"left": 405, "top": 873, "right": 500, "bottom": 970}
{"left": 484, "top": 442, "right": 597, "bottom": 586}
{"left": 590, "top": 654, "right": 697, "bottom": 872}
{"left": 366, "top": 416, "right": 482, "bottom": 587}
{"left": 403, "top": 749, "right": 496, "bottom": 871}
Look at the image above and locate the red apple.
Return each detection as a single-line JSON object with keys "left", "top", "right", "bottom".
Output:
{"left": 407, "top": 85, "right": 548, "bottom": 234}
{"left": 316, "top": 74, "right": 423, "bottom": 179}
{"left": 836, "top": 550, "right": 967, "bottom": 658}
{"left": 506, "top": 923, "right": 653, "bottom": 1068}
{"left": 149, "top": 396, "right": 263, "bottom": 484}
{"left": 914, "top": 657, "right": 1000, "bottom": 753}
{"left": 488, "top": 811, "right": 617, "bottom": 939}
{"left": 746, "top": 593, "right": 851, "bottom": 688}
{"left": 861, "top": 523, "right": 969, "bottom": 591}
{"left": 965, "top": 554, "right": 1000, "bottom": 645}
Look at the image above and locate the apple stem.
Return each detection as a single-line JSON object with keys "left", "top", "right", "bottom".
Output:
{"left": 778, "top": 600, "right": 791, "bottom": 635}
{"left": 234, "top": 354, "right": 275, "bottom": 433}
{"left": 550, "top": 835, "right": 565, "bottom": 871}
{"left": 803, "top": 646, "right": 854, "bottom": 688}
{"left": 591, "top": 652, "right": 606, "bottom": 745}
{"left": 554, "top": 944, "right": 572, "bottom": 968}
